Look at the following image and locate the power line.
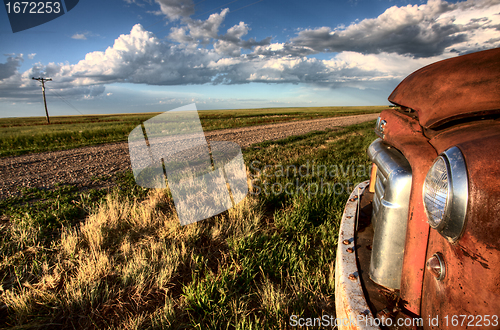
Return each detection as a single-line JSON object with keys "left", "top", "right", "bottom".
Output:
{"left": 45, "top": 86, "right": 85, "bottom": 116}
{"left": 144, "top": 17, "right": 169, "bottom": 30}
{"left": 230, "top": 0, "right": 264, "bottom": 14}
{"left": 192, "top": 0, "right": 241, "bottom": 18}
{"left": 144, "top": 0, "right": 209, "bottom": 32}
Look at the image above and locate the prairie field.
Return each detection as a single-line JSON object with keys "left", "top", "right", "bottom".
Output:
{"left": 0, "top": 111, "right": 378, "bottom": 329}
{"left": 0, "top": 106, "right": 385, "bottom": 157}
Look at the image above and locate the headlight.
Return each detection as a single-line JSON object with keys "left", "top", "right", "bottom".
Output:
{"left": 423, "top": 147, "right": 468, "bottom": 242}
{"left": 423, "top": 156, "right": 449, "bottom": 227}
{"left": 375, "top": 117, "right": 387, "bottom": 139}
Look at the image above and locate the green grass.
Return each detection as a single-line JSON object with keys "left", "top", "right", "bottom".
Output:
{"left": 0, "top": 120, "right": 378, "bottom": 329}
{"left": 0, "top": 106, "right": 384, "bottom": 157}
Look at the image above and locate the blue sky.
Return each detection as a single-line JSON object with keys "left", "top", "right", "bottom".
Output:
{"left": 1, "top": 0, "right": 499, "bottom": 117}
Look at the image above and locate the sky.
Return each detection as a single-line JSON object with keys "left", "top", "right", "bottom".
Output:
{"left": 0, "top": 0, "right": 499, "bottom": 117}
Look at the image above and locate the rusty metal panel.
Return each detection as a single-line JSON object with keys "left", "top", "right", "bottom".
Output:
{"left": 422, "top": 122, "right": 500, "bottom": 323}
{"left": 335, "top": 180, "right": 379, "bottom": 330}
{"left": 422, "top": 230, "right": 500, "bottom": 329}
{"left": 377, "top": 109, "right": 437, "bottom": 316}
{"left": 388, "top": 47, "right": 500, "bottom": 129}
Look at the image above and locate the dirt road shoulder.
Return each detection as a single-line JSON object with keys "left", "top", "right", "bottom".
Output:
{"left": 0, "top": 113, "right": 379, "bottom": 199}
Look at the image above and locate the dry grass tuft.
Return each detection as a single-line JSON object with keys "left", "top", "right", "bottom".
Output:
{"left": 0, "top": 182, "right": 266, "bottom": 328}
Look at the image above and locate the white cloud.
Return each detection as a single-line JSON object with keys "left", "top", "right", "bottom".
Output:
{"left": 72, "top": 33, "right": 87, "bottom": 40}
{"left": 169, "top": 8, "right": 229, "bottom": 45}
{"left": 0, "top": 54, "right": 23, "bottom": 80}
{"left": 437, "top": 0, "right": 500, "bottom": 53}
{"left": 154, "top": 0, "right": 194, "bottom": 20}
{"left": 123, "top": 0, "right": 150, "bottom": 7}
{"left": 1, "top": 0, "right": 499, "bottom": 103}
{"left": 213, "top": 21, "right": 250, "bottom": 56}
{"left": 168, "top": 8, "right": 271, "bottom": 56}
{"left": 27, "top": 53, "right": 36, "bottom": 60}
{"left": 203, "top": 52, "right": 449, "bottom": 88}
{"left": 207, "top": 57, "right": 243, "bottom": 69}
{"left": 0, "top": 24, "right": 221, "bottom": 100}
{"left": 71, "top": 31, "right": 100, "bottom": 40}
{"left": 291, "top": 0, "right": 500, "bottom": 57}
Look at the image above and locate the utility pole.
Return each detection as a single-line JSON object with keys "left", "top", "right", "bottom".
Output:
{"left": 32, "top": 77, "right": 52, "bottom": 124}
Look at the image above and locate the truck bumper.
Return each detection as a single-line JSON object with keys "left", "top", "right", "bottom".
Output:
{"left": 335, "top": 180, "right": 379, "bottom": 330}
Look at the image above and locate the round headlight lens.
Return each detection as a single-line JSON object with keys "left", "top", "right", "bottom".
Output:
{"left": 423, "top": 156, "right": 450, "bottom": 228}
{"left": 423, "top": 147, "right": 468, "bottom": 242}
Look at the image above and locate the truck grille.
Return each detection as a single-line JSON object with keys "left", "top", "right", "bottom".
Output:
{"left": 367, "top": 138, "right": 412, "bottom": 290}
{"left": 372, "top": 168, "right": 386, "bottom": 226}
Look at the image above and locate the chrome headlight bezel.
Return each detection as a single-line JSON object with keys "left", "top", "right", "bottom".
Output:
{"left": 423, "top": 146, "right": 469, "bottom": 242}
{"left": 375, "top": 117, "right": 387, "bottom": 139}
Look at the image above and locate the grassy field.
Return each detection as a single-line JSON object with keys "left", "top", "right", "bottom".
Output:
{"left": 0, "top": 118, "right": 378, "bottom": 329}
{"left": 0, "top": 106, "right": 385, "bottom": 157}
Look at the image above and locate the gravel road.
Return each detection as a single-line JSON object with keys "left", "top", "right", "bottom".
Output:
{"left": 0, "top": 113, "right": 379, "bottom": 199}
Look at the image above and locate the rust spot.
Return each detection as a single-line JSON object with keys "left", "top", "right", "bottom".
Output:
{"left": 459, "top": 245, "right": 490, "bottom": 269}
{"left": 348, "top": 273, "right": 357, "bottom": 281}
{"left": 342, "top": 239, "right": 350, "bottom": 245}
{"left": 347, "top": 247, "right": 354, "bottom": 253}
{"left": 377, "top": 308, "right": 391, "bottom": 318}
{"left": 377, "top": 308, "right": 397, "bottom": 323}
{"left": 359, "top": 309, "right": 369, "bottom": 316}
{"left": 366, "top": 245, "right": 372, "bottom": 250}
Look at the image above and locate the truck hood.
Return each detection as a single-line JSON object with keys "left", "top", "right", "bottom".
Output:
{"left": 388, "top": 47, "right": 500, "bottom": 129}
